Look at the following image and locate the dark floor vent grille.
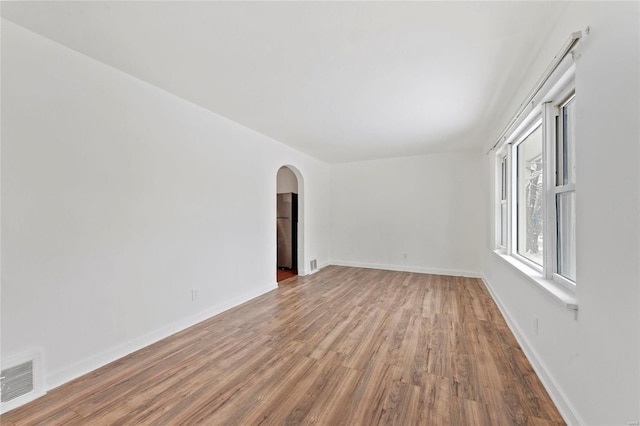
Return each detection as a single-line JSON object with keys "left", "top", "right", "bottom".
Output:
{"left": 1, "top": 361, "right": 34, "bottom": 403}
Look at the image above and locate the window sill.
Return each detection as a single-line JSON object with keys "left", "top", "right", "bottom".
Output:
{"left": 493, "top": 250, "right": 578, "bottom": 311}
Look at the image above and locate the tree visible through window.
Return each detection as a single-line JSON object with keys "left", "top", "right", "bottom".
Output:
{"left": 516, "top": 125, "right": 543, "bottom": 266}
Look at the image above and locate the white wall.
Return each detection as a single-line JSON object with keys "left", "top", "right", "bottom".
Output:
{"left": 482, "top": 3, "right": 639, "bottom": 425}
{"left": 276, "top": 166, "right": 298, "bottom": 194}
{"left": 0, "top": 19, "right": 331, "bottom": 401}
{"left": 330, "top": 150, "right": 484, "bottom": 277}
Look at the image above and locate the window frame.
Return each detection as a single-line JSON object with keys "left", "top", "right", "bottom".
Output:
{"left": 548, "top": 88, "right": 577, "bottom": 291}
{"left": 495, "top": 76, "right": 576, "bottom": 293}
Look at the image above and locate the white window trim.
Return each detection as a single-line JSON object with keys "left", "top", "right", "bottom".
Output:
{"left": 543, "top": 102, "right": 555, "bottom": 279}
{"left": 493, "top": 63, "right": 578, "bottom": 311}
{"left": 493, "top": 250, "right": 578, "bottom": 310}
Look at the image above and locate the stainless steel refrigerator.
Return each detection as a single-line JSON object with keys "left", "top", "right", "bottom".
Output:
{"left": 277, "top": 192, "right": 298, "bottom": 270}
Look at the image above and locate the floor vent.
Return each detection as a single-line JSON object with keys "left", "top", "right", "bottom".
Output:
{"left": 1, "top": 360, "right": 34, "bottom": 403}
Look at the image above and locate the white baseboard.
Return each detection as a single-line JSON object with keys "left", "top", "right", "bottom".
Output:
{"left": 44, "top": 282, "right": 277, "bottom": 394}
{"left": 480, "top": 275, "right": 584, "bottom": 426}
{"left": 330, "top": 260, "right": 481, "bottom": 278}
{"left": 0, "top": 389, "right": 46, "bottom": 415}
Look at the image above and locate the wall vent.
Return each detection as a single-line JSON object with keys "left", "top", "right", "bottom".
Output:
{"left": 1, "top": 361, "right": 34, "bottom": 403}
{"left": 310, "top": 259, "right": 317, "bottom": 270}
{"left": 1, "top": 351, "right": 44, "bottom": 414}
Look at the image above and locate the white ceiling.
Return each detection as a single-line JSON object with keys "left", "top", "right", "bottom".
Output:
{"left": 1, "top": 1, "right": 566, "bottom": 163}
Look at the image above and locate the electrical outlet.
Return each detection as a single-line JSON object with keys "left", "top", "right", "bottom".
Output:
{"left": 191, "top": 289, "right": 199, "bottom": 302}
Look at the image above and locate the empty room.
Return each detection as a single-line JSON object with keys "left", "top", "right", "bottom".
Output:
{"left": 1, "top": 1, "right": 638, "bottom": 425}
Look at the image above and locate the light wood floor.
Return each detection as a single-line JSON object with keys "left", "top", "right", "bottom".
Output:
{"left": 2, "top": 266, "right": 564, "bottom": 425}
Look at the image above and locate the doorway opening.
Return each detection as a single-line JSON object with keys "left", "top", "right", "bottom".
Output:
{"left": 277, "top": 166, "right": 301, "bottom": 283}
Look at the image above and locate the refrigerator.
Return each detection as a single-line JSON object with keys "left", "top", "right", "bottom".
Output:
{"left": 277, "top": 192, "right": 298, "bottom": 270}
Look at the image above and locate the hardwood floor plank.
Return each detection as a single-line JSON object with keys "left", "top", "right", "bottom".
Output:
{"left": 18, "top": 408, "right": 81, "bottom": 426}
{"left": 150, "top": 345, "right": 276, "bottom": 424}
{"left": 189, "top": 344, "right": 317, "bottom": 424}
{"left": 452, "top": 353, "right": 484, "bottom": 403}
{"left": 341, "top": 360, "right": 401, "bottom": 425}
{"left": 78, "top": 336, "right": 265, "bottom": 424}
{"left": 1, "top": 266, "right": 565, "bottom": 425}
{"left": 299, "top": 365, "right": 362, "bottom": 425}
{"left": 482, "top": 386, "right": 522, "bottom": 426}
{"left": 342, "top": 308, "right": 391, "bottom": 370}
{"left": 415, "top": 373, "right": 454, "bottom": 425}
{"left": 308, "top": 305, "right": 363, "bottom": 360}
{"left": 253, "top": 351, "right": 346, "bottom": 425}
{"left": 384, "top": 308, "right": 412, "bottom": 367}
{"left": 397, "top": 312, "right": 422, "bottom": 385}
{"left": 449, "top": 396, "right": 492, "bottom": 426}
{"left": 378, "top": 379, "right": 422, "bottom": 425}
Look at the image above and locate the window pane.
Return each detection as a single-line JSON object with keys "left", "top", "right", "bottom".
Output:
{"left": 500, "top": 202, "right": 507, "bottom": 247}
{"left": 557, "top": 191, "right": 576, "bottom": 281}
{"left": 517, "top": 125, "right": 543, "bottom": 265}
{"left": 498, "top": 156, "right": 507, "bottom": 248}
{"left": 501, "top": 158, "right": 507, "bottom": 201}
{"left": 562, "top": 98, "right": 576, "bottom": 185}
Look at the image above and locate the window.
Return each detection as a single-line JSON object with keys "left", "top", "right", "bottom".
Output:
{"left": 555, "top": 95, "right": 576, "bottom": 282}
{"left": 495, "top": 85, "right": 576, "bottom": 289}
{"left": 498, "top": 155, "right": 508, "bottom": 249}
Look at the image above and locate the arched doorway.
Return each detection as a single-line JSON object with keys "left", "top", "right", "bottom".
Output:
{"left": 276, "top": 166, "right": 302, "bottom": 282}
